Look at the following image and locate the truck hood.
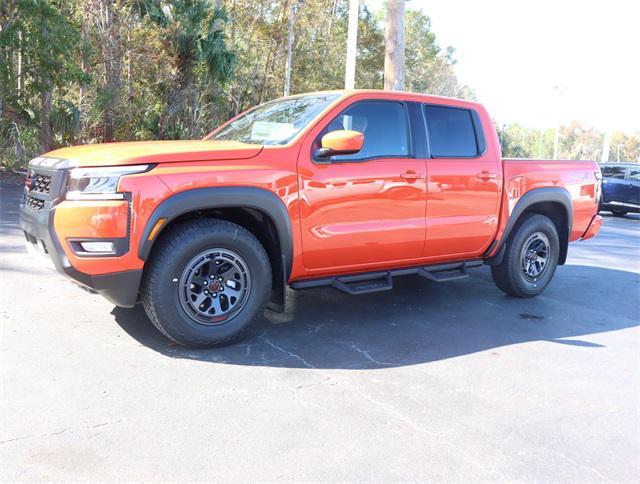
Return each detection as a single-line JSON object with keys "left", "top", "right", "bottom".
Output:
{"left": 39, "top": 140, "right": 263, "bottom": 168}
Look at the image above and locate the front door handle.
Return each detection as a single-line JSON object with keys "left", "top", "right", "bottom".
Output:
{"left": 400, "top": 171, "right": 425, "bottom": 180}
{"left": 478, "top": 170, "right": 498, "bottom": 181}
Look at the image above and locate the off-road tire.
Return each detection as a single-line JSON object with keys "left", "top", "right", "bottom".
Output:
{"left": 141, "top": 219, "right": 271, "bottom": 347}
{"left": 491, "top": 213, "right": 560, "bottom": 298}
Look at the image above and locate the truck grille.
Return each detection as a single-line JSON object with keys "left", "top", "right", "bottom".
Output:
{"left": 30, "top": 174, "right": 52, "bottom": 194}
{"left": 23, "top": 165, "right": 65, "bottom": 212}
{"left": 25, "top": 195, "right": 45, "bottom": 211}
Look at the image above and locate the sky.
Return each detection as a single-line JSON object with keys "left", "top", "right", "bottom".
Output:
{"left": 365, "top": 0, "right": 639, "bottom": 133}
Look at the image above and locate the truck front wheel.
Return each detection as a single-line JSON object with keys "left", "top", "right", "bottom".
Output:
{"left": 491, "top": 213, "right": 560, "bottom": 298}
{"left": 141, "top": 219, "right": 272, "bottom": 347}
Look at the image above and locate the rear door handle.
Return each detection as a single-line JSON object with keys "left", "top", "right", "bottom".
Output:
{"left": 400, "top": 171, "right": 425, "bottom": 180}
{"left": 478, "top": 171, "right": 498, "bottom": 181}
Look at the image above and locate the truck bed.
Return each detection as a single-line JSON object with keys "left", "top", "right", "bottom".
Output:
{"left": 501, "top": 158, "right": 600, "bottom": 241}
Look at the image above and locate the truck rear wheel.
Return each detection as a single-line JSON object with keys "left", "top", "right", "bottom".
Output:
{"left": 141, "top": 219, "right": 272, "bottom": 347}
{"left": 491, "top": 213, "right": 560, "bottom": 298}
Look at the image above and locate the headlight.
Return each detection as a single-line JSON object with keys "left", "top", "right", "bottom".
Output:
{"left": 66, "top": 165, "right": 149, "bottom": 200}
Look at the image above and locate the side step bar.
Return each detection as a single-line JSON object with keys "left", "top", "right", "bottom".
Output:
{"left": 290, "top": 260, "right": 483, "bottom": 296}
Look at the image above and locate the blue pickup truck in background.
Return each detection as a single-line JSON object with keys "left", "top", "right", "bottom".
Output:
{"left": 599, "top": 163, "right": 640, "bottom": 216}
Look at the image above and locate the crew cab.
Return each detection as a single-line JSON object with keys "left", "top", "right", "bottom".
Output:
{"left": 19, "top": 90, "right": 603, "bottom": 347}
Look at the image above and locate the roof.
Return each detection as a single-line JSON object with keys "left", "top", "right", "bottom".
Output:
{"left": 280, "top": 89, "right": 480, "bottom": 107}
{"left": 599, "top": 162, "right": 638, "bottom": 167}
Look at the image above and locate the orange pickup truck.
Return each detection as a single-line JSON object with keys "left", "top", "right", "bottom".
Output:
{"left": 20, "top": 90, "right": 603, "bottom": 347}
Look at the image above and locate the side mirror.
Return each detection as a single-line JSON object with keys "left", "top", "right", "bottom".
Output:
{"left": 315, "top": 130, "right": 364, "bottom": 159}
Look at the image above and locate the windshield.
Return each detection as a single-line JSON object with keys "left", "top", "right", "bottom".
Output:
{"left": 211, "top": 93, "right": 340, "bottom": 145}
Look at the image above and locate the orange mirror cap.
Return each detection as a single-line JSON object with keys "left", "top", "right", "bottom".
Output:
{"left": 321, "top": 130, "right": 364, "bottom": 154}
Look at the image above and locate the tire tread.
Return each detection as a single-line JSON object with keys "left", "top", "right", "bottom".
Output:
{"left": 491, "top": 213, "right": 560, "bottom": 298}
{"left": 141, "top": 218, "right": 271, "bottom": 347}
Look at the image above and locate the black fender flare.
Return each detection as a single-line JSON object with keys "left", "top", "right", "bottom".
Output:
{"left": 486, "top": 187, "right": 573, "bottom": 266}
{"left": 138, "top": 187, "right": 293, "bottom": 281}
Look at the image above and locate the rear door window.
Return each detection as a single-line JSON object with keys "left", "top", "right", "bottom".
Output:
{"left": 602, "top": 165, "right": 627, "bottom": 179}
{"left": 423, "top": 105, "right": 479, "bottom": 158}
{"left": 627, "top": 168, "right": 640, "bottom": 182}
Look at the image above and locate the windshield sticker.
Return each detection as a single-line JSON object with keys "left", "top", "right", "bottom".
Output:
{"left": 251, "top": 121, "right": 296, "bottom": 142}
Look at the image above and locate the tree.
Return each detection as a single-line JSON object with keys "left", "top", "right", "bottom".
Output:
{"left": 289, "top": 1, "right": 384, "bottom": 96}
{"left": 135, "top": 0, "right": 236, "bottom": 138}
{"left": 404, "top": 10, "right": 474, "bottom": 99}
{"left": 383, "top": 0, "right": 404, "bottom": 90}
{"left": 5, "top": 0, "right": 568, "bottom": 170}
{"left": 0, "top": 0, "right": 86, "bottom": 158}
{"left": 610, "top": 131, "right": 640, "bottom": 162}
{"left": 497, "top": 124, "right": 529, "bottom": 158}
{"left": 223, "top": 0, "right": 294, "bottom": 116}
{"left": 559, "top": 122, "right": 603, "bottom": 160}
{"left": 495, "top": 121, "right": 632, "bottom": 161}
{"left": 80, "top": 0, "right": 124, "bottom": 142}
{"left": 283, "top": 0, "right": 298, "bottom": 96}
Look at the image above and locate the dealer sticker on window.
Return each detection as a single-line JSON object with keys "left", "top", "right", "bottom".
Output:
{"left": 251, "top": 121, "right": 296, "bottom": 142}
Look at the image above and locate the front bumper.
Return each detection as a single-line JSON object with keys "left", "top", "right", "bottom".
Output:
{"left": 19, "top": 175, "right": 142, "bottom": 308}
{"left": 581, "top": 214, "right": 603, "bottom": 241}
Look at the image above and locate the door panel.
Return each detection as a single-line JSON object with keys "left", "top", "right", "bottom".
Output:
{"left": 424, "top": 159, "right": 502, "bottom": 258}
{"left": 624, "top": 167, "right": 640, "bottom": 206}
{"left": 605, "top": 178, "right": 628, "bottom": 203}
{"left": 297, "top": 99, "right": 427, "bottom": 273}
{"left": 602, "top": 165, "right": 630, "bottom": 205}
{"left": 422, "top": 104, "right": 502, "bottom": 259}
{"left": 299, "top": 160, "right": 427, "bottom": 270}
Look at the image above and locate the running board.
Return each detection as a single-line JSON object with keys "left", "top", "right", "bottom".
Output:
{"left": 290, "top": 260, "right": 483, "bottom": 296}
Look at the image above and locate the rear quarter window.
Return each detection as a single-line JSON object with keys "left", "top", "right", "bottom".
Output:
{"left": 423, "top": 105, "right": 479, "bottom": 158}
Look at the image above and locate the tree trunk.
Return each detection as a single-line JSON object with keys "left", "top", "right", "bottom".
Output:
{"left": 158, "top": 54, "right": 191, "bottom": 139}
{"left": 17, "top": 30, "right": 22, "bottom": 97}
{"left": 257, "top": 0, "right": 289, "bottom": 104}
{"left": 344, "top": 0, "right": 359, "bottom": 89}
{"left": 98, "top": 0, "right": 121, "bottom": 143}
{"left": 384, "top": 0, "right": 405, "bottom": 91}
{"left": 40, "top": 86, "right": 53, "bottom": 152}
{"left": 283, "top": 1, "right": 297, "bottom": 96}
{"left": 322, "top": 0, "right": 339, "bottom": 58}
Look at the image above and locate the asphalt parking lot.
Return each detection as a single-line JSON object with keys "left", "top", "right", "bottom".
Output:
{"left": 1, "top": 181, "right": 639, "bottom": 482}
